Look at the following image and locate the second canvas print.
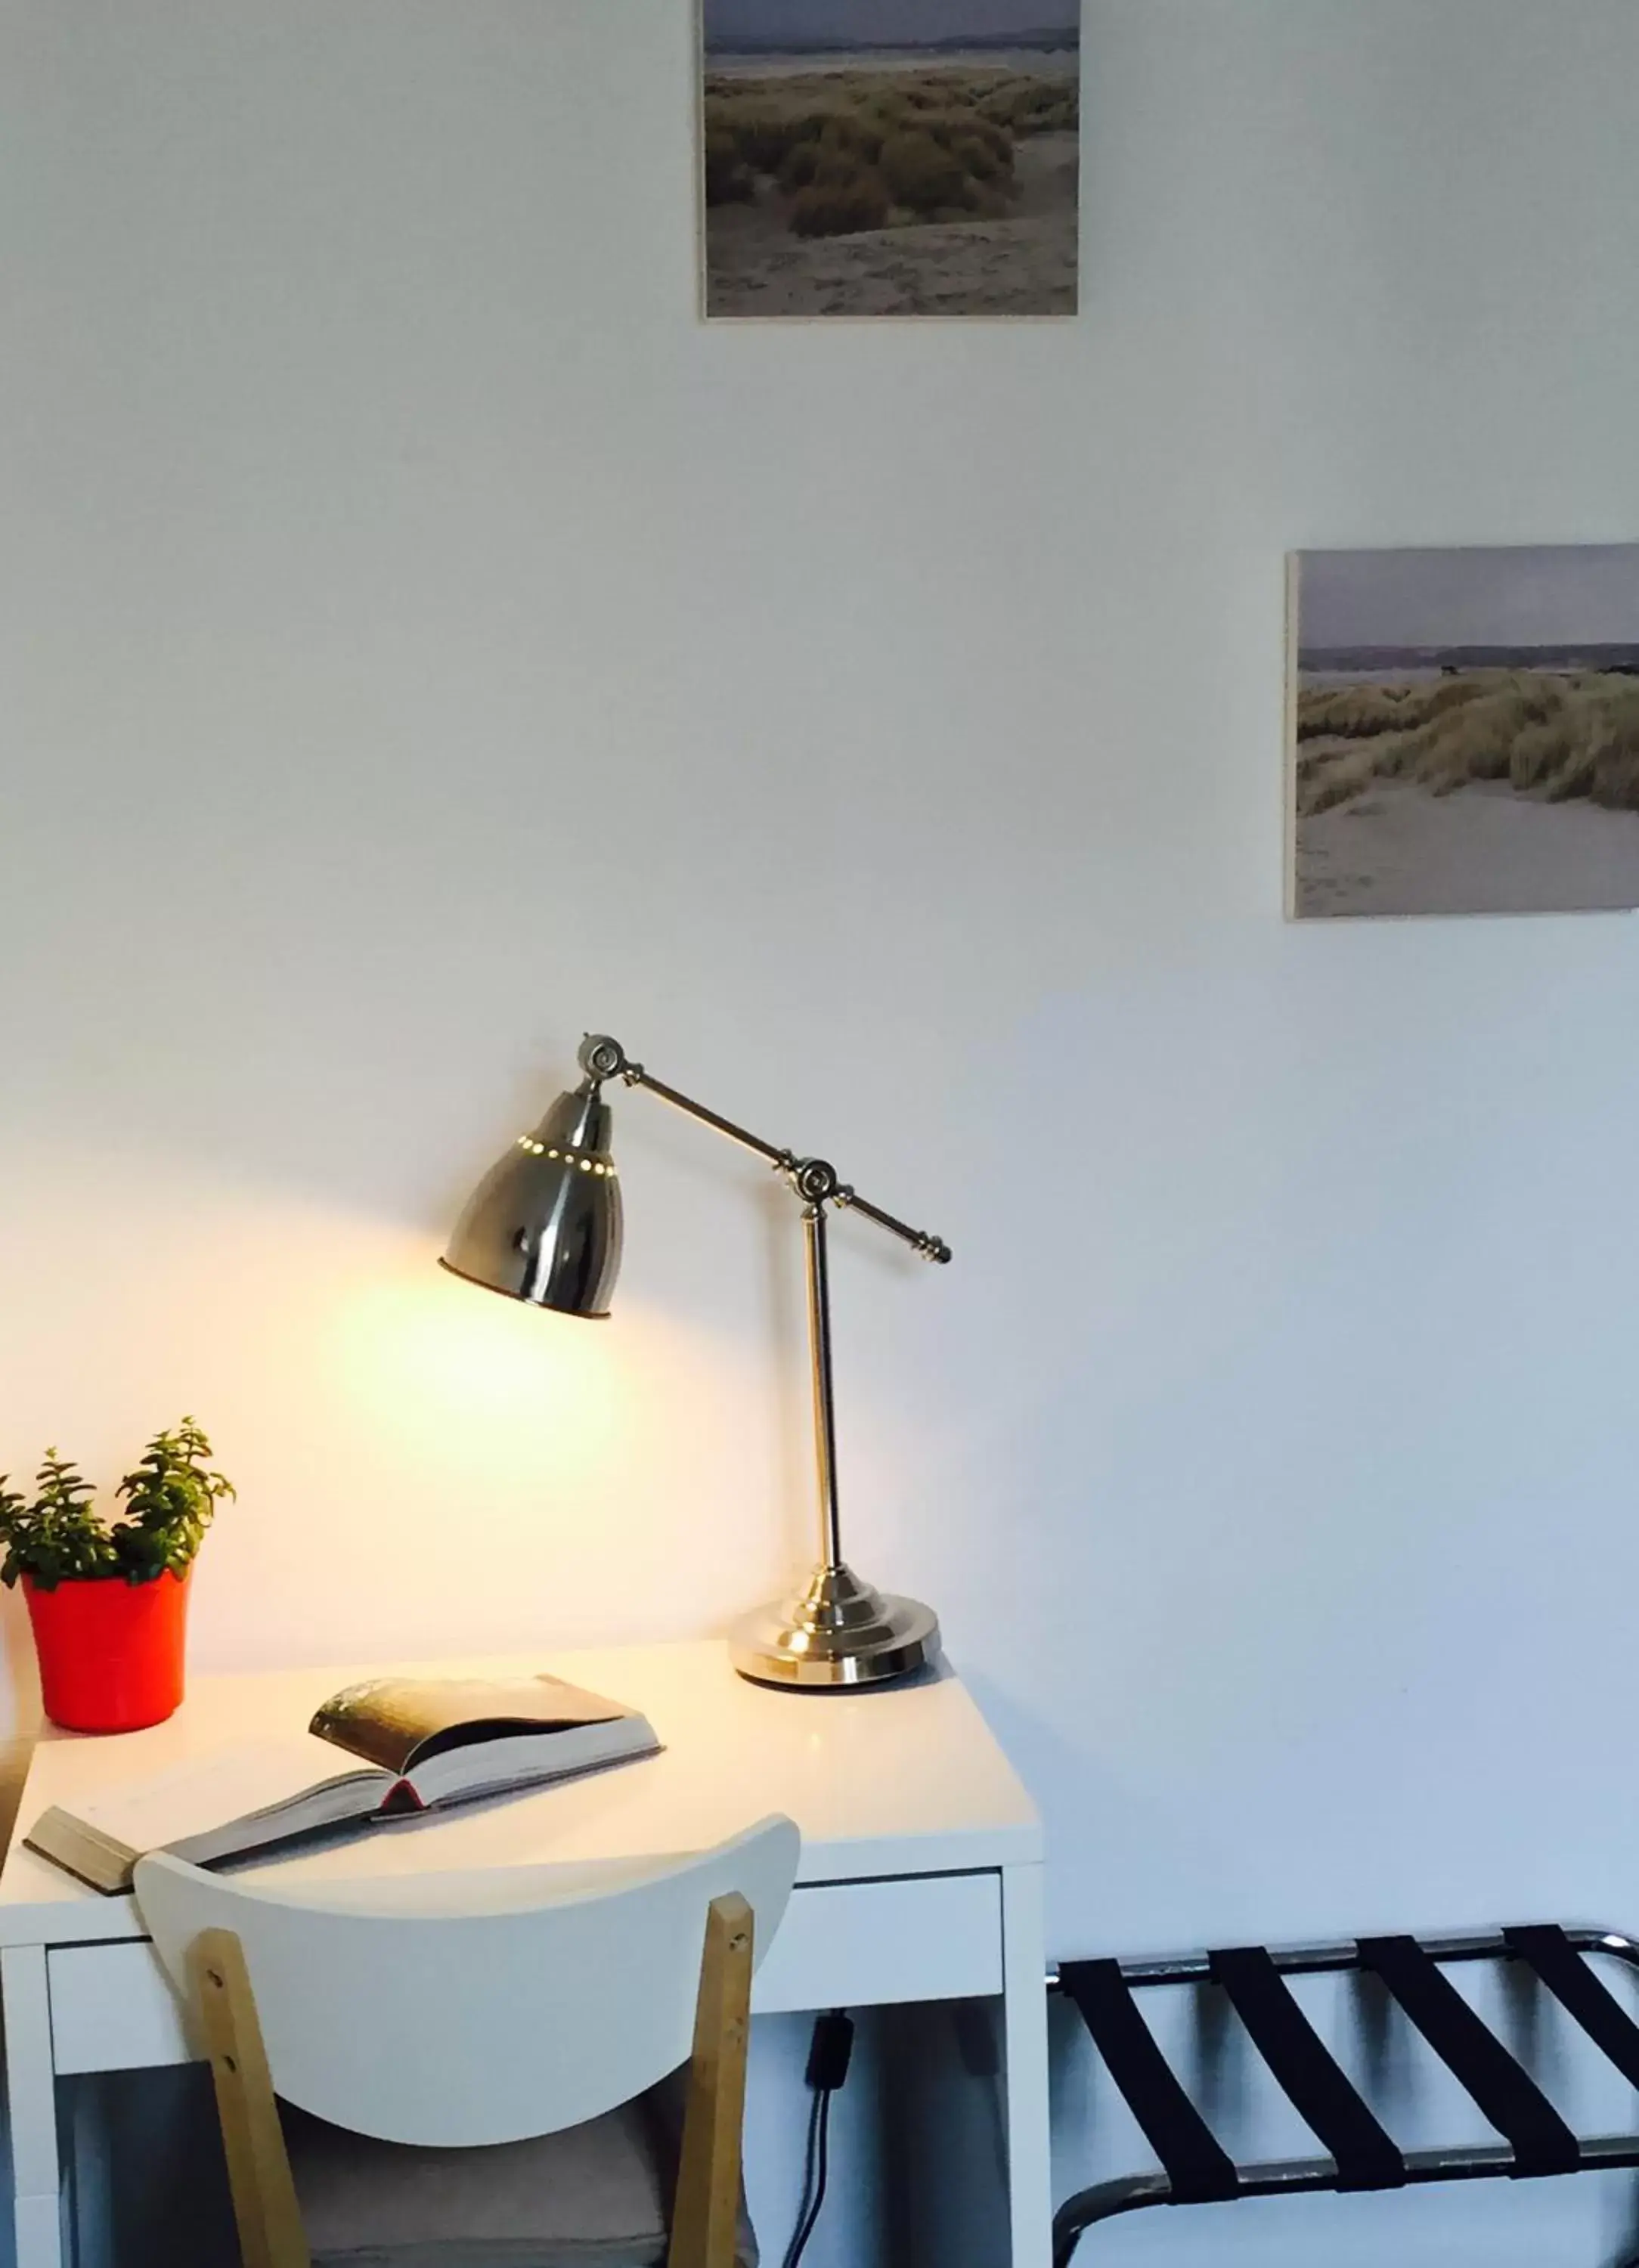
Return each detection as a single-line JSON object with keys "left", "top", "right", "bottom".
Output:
{"left": 701, "top": 2, "right": 1080, "bottom": 319}
{"left": 1290, "top": 544, "right": 1639, "bottom": 920}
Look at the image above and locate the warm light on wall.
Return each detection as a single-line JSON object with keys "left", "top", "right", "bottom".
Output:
{"left": 333, "top": 1262, "right": 621, "bottom": 1456}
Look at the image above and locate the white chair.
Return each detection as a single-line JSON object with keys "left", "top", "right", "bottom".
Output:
{"left": 134, "top": 1815, "right": 800, "bottom": 2268}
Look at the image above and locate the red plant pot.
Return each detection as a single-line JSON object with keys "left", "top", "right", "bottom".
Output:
{"left": 23, "top": 1568, "right": 191, "bottom": 1734}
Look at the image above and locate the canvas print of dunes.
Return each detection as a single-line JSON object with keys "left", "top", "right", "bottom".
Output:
{"left": 701, "top": 0, "right": 1080, "bottom": 319}
{"left": 1290, "top": 545, "right": 1639, "bottom": 920}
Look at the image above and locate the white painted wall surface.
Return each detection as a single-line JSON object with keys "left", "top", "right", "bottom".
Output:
{"left": 5, "top": 3, "right": 1639, "bottom": 2261}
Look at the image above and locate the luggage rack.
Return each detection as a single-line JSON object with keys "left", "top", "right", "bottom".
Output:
{"left": 1052, "top": 1924, "right": 1639, "bottom": 2265}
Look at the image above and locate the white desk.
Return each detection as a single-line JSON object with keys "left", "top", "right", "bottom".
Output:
{"left": 0, "top": 1639, "right": 1049, "bottom": 2268}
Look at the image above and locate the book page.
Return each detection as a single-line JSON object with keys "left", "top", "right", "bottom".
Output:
{"left": 404, "top": 1714, "right": 659, "bottom": 1805}
{"left": 48, "top": 1735, "right": 376, "bottom": 1857}
{"left": 310, "top": 1674, "right": 631, "bottom": 1773}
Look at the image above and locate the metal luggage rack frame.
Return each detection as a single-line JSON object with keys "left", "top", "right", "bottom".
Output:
{"left": 1049, "top": 1924, "right": 1639, "bottom": 2265}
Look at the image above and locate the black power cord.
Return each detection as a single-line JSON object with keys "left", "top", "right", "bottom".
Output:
{"left": 782, "top": 2010, "right": 854, "bottom": 2268}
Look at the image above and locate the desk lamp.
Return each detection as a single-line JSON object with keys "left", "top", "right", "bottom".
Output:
{"left": 442, "top": 1034, "right": 950, "bottom": 1689}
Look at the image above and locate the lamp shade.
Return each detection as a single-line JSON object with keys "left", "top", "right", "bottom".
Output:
{"left": 440, "top": 1081, "right": 622, "bottom": 1317}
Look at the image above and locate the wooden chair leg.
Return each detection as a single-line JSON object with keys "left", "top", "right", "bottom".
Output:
{"left": 189, "top": 1928, "right": 311, "bottom": 2268}
{"left": 668, "top": 1892, "right": 754, "bottom": 2268}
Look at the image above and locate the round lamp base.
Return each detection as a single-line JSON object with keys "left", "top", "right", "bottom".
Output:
{"left": 730, "top": 1562, "right": 940, "bottom": 1690}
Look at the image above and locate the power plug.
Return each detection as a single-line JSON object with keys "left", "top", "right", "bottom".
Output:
{"left": 805, "top": 2010, "right": 854, "bottom": 2093}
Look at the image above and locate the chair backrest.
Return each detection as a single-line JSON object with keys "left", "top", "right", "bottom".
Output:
{"left": 135, "top": 1814, "right": 799, "bottom": 2148}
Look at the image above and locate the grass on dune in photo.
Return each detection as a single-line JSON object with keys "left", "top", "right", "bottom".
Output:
{"left": 1295, "top": 671, "right": 1639, "bottom": 818}
{"left": 703, "top": 67, "right": 1078, "bottom": 238}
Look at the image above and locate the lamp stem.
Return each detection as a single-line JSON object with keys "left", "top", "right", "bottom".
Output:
{"left": 802, "top": 1202, "right": 844, "bottom": 1574}
{"left": 735, "top": 1189, "right": 939, "bottom": 1683}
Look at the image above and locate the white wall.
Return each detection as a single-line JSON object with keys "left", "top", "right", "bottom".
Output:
{"left": 5, "top": 2, "right": 1639, "bottom": 2260}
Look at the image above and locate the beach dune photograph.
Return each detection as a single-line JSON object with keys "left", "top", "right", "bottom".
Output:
{"left": 1290, "top": 544, "right": 1639, "bottom": 920}
{"left": 701, "top": 0, "right": 1080, "bottom": 319}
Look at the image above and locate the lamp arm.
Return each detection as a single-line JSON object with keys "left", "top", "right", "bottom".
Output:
{"left": 577, "top": 1034, "right": 951, "bottom": 1264}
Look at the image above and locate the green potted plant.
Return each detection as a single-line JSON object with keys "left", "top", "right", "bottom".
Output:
{"left": 0, "top": 1419, "right": 235, "bottom": 1733}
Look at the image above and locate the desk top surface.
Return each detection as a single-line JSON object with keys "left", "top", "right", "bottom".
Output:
{"left": 0, "top": 1638, "right": 1040, "bottom": 1945}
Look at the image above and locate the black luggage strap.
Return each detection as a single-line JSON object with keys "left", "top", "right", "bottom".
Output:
{"left": 1359, "top": 1935, "right": 1581, "bottom": 2175}
{"left": 1060, "top": 1960, "right": 1239, "bottom": 2202}
{"left": 1208, "top": 1946, "right": 1405, "bottom": 2190}
{"left": 1504, "top": 1926, "right": 1639, "bottom": 2091}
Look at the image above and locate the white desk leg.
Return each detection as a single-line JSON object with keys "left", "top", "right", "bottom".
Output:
{"left": 1000, "top": 1863, "right": 1052, "bottom": 2268}
{"left": 2, "top": 1946, "right": 64, "bottom": 2268}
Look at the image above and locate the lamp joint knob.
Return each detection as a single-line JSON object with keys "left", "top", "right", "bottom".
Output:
{"left": 789, "top": 1156, "right": 841, "bottom": 1205}
{"left": 578, "top": 1033, "right": 637, "bottom": 1085}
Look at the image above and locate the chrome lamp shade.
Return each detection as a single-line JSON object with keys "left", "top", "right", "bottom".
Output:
{"left": 440, "top": 1082, "right": 623, "bottom": 1318}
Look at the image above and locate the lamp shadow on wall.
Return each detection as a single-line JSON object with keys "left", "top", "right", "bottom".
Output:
{"left": 0, "top": 1589, "right": 39, "bottom": 1726}
{"left": 959, "top": 1672, "right": 1255, "bottom": 1953}
{"left": 0, "top": 1592, "right": 42, "bottom": 1852}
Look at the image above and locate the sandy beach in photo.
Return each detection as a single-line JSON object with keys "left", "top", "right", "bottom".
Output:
{"left": 1297, "top": 777, "right": 1639, "bottom": 919}
{"left": 701, "top": 29, "right": 1079, "bottom": 319}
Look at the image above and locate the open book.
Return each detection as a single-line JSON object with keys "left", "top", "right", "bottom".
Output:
{"left": 24, "top": 1674, "right": 661, "bottom": 1895}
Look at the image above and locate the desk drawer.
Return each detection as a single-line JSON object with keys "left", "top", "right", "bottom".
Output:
{"left": 753, "top": 1873, "right": 1002, "bottom": 2013}
{"left": 48, "top": 1872, "right": 1002, "bottom": 2074}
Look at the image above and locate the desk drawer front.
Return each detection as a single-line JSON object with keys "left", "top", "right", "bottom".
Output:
{"left": 753, "top": 1873, "right": 1001, "bottom": 2014}
{"left": 48, "top": 1872, "right": 1002, "bottom": 2074}
{"left": 50, "top": 1942, "right": 191, "bottom": 2074}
